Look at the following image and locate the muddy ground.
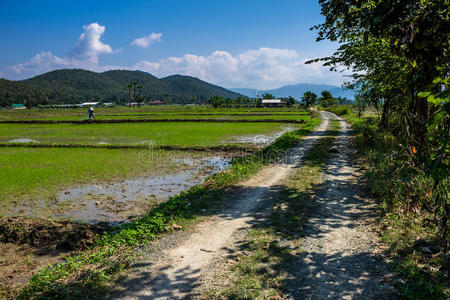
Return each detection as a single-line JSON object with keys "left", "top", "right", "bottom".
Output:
{"left": 0, "top": 216, "right": 109, "bottom": 296}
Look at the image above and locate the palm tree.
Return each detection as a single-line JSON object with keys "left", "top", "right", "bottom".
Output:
{"left": 132, "top": 81, "right": 138, "bottom": 102}
{"left": 127, "top": 83, "right": 132, "bottom": 103}
{"left": 137, "top": 85, "right": 143, "bottom": 107}
{"left": 262, "top": 93, "right": 275, "bottom": 99}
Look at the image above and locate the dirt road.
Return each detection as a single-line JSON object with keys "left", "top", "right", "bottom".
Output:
{"left": 284, "top": 114, "right": 394, "bottom": 299}
{"left": 115, "top": 112, "right": 393, "bottom": 299}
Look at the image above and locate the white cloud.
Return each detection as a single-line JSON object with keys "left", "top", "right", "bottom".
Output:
{"left": 131, "top": 33, "right": 162, "bottom": 48}
{"left": 133, "top": 47, "right": 344, "bottom": 88}
{"left": 4, "top": 22, "right": 118, "bottom": 79}
{"left": 70, "top": 22, "right": 113, "bottom": 63}
{"left": 6, "top": 52, "right": 124, "bottom": 80}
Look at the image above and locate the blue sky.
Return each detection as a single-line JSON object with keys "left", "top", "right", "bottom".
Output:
{"left": 0, "top": 0, "right": 344, "bottom": 89}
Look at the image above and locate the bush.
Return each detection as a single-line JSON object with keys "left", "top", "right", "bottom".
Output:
{"left": 325, "top": 105, "right": 353, "bottom": 116}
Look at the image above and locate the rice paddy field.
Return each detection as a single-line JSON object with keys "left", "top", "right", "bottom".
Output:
{"left": 0, "top": 122, "right": 299, "bottom": 146}
{"left": 0, "top": 105, "right": 316, "bottom": 222}
{"left": 0, "top": 105, "right": 310, "bottom": 121}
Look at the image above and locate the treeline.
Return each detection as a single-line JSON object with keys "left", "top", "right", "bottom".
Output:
{"left": 0, "top": 69, "right": 243, "bottom": 107}
{"left": 301, "top": 90, "right": 352, "bottom": 107}
{"left": 0, "top": 79, "right": 65, "bottom": 107}
{"left": 207, "top": 91, "right": 351, "bottom": 108}
{"left": 313, "top": 1, "right": 448, "bottom": 296}
{"left": 207, "top": 93, "right": 296, "bottom": 108}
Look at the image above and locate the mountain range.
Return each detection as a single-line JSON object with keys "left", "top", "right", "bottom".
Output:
{"left": 231, "top": 83, "right": 354, "bottom": 100}
{"left": 0, "top": 69, "right": 243, "bottom": 107}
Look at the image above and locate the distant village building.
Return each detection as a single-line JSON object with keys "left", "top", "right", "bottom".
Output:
{"left": 148, "top": 100, "right": 164, "bottom": 105}
{"left": 78, "top": 102, "right": 101, "bottom": 108}
{"left": 126, "top": 102, "right": 142, "bottom": 107}
{"left": 12, "top": 103, "right": 26, "bottom": 109}
{"left": 103, "top": 102, "right": 115, "bottom": 107}
{"left": 261, "top": 99, "right": 285, "bottom": 107}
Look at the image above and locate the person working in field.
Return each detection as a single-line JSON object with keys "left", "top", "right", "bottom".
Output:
{"left": 88, "top": 106, "right": 95, "bottom": 120}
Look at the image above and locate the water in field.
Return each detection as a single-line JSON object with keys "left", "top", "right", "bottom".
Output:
{"left": 8, "top": 138, "right": 40, "bottom": 143}
{"left": 232, "top": 126, "right": 297, "bottom": 147}
{"left": 55, "top": 156, "right": 230, "bottom": 224}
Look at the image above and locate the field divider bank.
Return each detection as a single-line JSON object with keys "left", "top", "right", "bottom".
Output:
{"left": 0, "top": 118, "right": 306, "bottom": 124}
{"left": 0, "top": 143, "right": 257, "bottom": 153}
{"left": 14, "top": 117, "right": 321, "bottom": 299}
{"left": 89, "top": 113, "right": 310, "bottom": 117}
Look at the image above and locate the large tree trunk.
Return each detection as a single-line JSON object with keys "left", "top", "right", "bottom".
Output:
{"left": 380, "top": 98, "right": 391, "bottom": 130}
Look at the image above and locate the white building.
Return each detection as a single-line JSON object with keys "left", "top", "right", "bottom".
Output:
{"left": 78, "top": 102, "right": 100, "bottom": 107}
{"left": 261, "top": 99, "right": 285, "bottom": 107}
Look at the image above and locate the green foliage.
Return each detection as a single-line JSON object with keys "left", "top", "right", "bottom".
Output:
{"left": 208, "top": 95, "right": 224, "bottom": 108}
{"left": 312, "top": 0, "right": 449, "bottom": 269}
{"left": 301, "top": 91, "right": 318, "bottom": 107}
{"left": 341, "top": 115, "right": 449, "bottom": 298}
{"left": 261, "top": 93, "right": 275, "bottom": 99}
{"left": 325, "top": 105, "right": 353, "bottom": 116}
{"left": 318, "top": 90, "right": 338, "bottom": 107}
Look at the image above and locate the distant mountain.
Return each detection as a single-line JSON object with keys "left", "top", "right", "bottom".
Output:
{"left": 231, "top": 83, "right": 355, "bottom": 100}
{"left": 0, "top": 69, "right": 244, "bottom": 107}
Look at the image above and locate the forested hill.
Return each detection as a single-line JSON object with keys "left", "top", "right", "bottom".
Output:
{"left": 0, "top": 69, "right": 243, "bottom": 106}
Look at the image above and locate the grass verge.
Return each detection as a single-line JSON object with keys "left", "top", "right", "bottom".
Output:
{"left": 10, "top": 117, "right": 321, "bottom": 299}
{"left": 206, "top": 121, "right": 339, "bottom": 299}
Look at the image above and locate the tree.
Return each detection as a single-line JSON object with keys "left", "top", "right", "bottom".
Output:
{"left": 311, "top": 0, "right": 450, "bottom": 251}
{"left": 302, "top": 91, "right": 318, "bottom": 107}
{"left": 137, "top": 84, "right": 144, "bottom": 107}
{"left": 127, "top": 83, "right": 133, "bottom": 102}
{"left": 312, "top": 0, "right": 449, "bottom": 158}
{"left": 286, "top": 96, "right": 296, "bottom": 106}
{"left": 319, "top": 90, "right": 337, "bottom": 107}
{"left": 208, "top": 95, "right": 224, "bottom": 108}
{"left": 262, "top": 93, "right": 275, "bottom": 99}
{"left": 132, "top": 81, "right": 138, "bottom": 102}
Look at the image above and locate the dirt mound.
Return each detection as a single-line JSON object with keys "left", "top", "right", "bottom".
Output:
{"left": 0, "top": 216, "right": 109, "bottom": 250}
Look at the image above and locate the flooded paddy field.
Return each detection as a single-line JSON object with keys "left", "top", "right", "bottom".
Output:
{"left": 0, "top": 148, "right": 233, "bottom": 221}
{"left": 0, "top": 121, "right": 301, "bottom": 146}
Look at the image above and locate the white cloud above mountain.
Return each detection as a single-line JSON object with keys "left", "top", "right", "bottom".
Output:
{"left": 131, "top": 33, "right": 162, "bottom": 48}
{"left": 7, "top": 51, "right": 120, "bottom": 78}
{"left": 3, "top": 23, "right": 344, "bottom": 88}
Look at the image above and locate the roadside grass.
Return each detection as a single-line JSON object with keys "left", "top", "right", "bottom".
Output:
{"left": 331, "top": 108, "right": 449, "bottom": 299}
{"left": 10, "top": 117, "right": 321, "bottom": 299}
{"left": 0, "top": 147, "right": 207, "bottom": 208}
{"left": 0, "top": 121, "right": 301, "bottom": 146}
{"left": 206, "top": 121, "right": 339, "bottom": 299}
